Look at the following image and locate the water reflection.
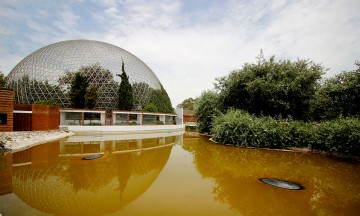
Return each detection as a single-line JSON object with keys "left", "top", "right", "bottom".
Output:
{"left": 1, "top": 133, "right": 360, "bottom": 215}
{"left": 0, "top": 134, "right": 181, "bottom": 216}
{"left": 182, "top": 135, "right": 360, "bottom": 216}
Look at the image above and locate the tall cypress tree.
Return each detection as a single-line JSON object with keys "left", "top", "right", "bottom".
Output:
{"left": 117, "top": 59, "right": 133, "bottom": 110}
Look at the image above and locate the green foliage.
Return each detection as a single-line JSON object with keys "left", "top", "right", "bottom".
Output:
{"left": 69, "top": 72, "right": 89, "bottom": 108}
{"left": 9, "top": 75, "right": 66, "bottom": 105}
{"left": 312, "top": 63, "right": 360, "bottom": 120}
{"left": 0, "top": 71, "right": 7, "bottom": 88}
{"left": 177, "top": 97, "right": 196, "bottom": 110}
{"left": 117, "top": 60, "right": 133, "bottom": 110}
{"left": 315, "top": 118, "right": 360, "bottom": 157}
{"left": 85, "top": 85, "right": 99, "bottom": 109}
{"left": 185, "top": 125, "right": 198, "bottom": 132}
{"left": 132, "top": 82, "right": 152, "bottom": 109}
{"left": 212, "top": 110, "right": 290, "bottom": 148}
{"left": 156, "top": 120, "right": 164, "bottom": 125}
{"left": 149, "top": 84, "right": 173, "bottom": 113}
{"left": 132, "top": 82, "right": 173, "bottom": 112}
{"left": 194, "top": 90, "right": 220, "bottom": 133}
{"left": 34, "top": 99, "right": 59, "bottom": 106}
{"left": 143, "top": 103, "right": 158, "bottom": 112}
{"left": 211, "top": 110, "right": 360, "bottom": 157}
{"left": 129, "top": 121, "right": 138, "bottom": 125}
{"left": 215, "top": 54, "right": 324, "bottom": 120}
{"left": 59, "top": 63, "right": 118, "bottom": 109}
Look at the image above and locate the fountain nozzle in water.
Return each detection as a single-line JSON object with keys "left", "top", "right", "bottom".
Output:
{"left": 259, "top": 178, "right": 304, "bottom": 190}
{"left": 82, "top": 154, "right": 103, "bottom": 160}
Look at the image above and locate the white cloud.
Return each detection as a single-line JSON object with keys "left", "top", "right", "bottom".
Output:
{"left": 53, "top": 5, "right": 81, "bottom": 33}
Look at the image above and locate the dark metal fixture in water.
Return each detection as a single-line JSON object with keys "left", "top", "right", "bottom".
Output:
{"left": 82, "top": 154, "right": 103, "bottom": 160}
{"left": 259, "top": 178, "right": 303, "bottom": 190}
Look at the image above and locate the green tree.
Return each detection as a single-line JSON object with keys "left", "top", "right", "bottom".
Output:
{"left": 177, "top": 97, "right": 196, "bottom": 110}
{"left": 117, "top": 60, "right": 133, "bottom": 110}
{"left": 194, "top": 90, "right": 220, "bottom": 133}
{"left": 312, "top": 61, "right": 360, "bottom": 120}
{"left": 132, "top": 82, "right": 152, "bottom": 109}
{"left": 143, "top": 103, "right": 158, "bottom": 112}
{"left": 85, "top": 85, "right": 99, "bottom": 109}
{"left": 216, "top": 54, "right": 324, "bottom": 120}
{"left": 69, "top": 72, "right": 89, "bottom": 108}
{"left": 149, "top": 84, "right": 173, "bottom": 113}
{"left": 59, "top": 63, "right": 118, "bottom": 109}
{"left": 8, "top": 75, "right": 65, "bottom": 105}
{"left": 0, "top": 71, "right": 6, "bottom": 88}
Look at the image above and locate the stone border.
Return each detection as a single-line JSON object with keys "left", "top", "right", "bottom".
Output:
{"left": 0, "top": 130, "right": 75, "bottom": 153}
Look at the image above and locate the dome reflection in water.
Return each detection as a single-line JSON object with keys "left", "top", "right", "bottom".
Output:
{"left": 1, "top": 133, "right": 360, "bottom": 215}
{"left": 1, "top": 134, "right": 178, "bottom": 215}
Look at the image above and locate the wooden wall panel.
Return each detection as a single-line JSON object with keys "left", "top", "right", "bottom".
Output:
{"left": 48, "top": 106, "right": 60, "bottom": 130}
{"left": 32, "top": 104, "right": 49, "bottom": 131}
{"left": 13, "top": 113, "right": 32, "bottom": 131}
{"left": 0, "top": 88, "right": 14, "bottom": 132}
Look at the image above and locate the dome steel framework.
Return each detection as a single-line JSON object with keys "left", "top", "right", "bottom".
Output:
{"left": 7, "top": 40, "right": 162, "bottom": 109}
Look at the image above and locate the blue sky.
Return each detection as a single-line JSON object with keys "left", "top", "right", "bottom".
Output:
{"left": 1, "top": 0, "right": 359, "bottom": 106}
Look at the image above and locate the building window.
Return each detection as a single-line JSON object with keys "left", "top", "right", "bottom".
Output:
{"left": 65, "top": 112, "right": 82, "bottom": 120}
{"left": 0, "top": 113, "right": 7, "bottom": 125}
{"left": 115, "top": 114, "right": 128, "bottom": 125}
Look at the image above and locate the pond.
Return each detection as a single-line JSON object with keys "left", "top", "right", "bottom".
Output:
{"left": 0, "top": 132, "right": 359, "bottom": 215}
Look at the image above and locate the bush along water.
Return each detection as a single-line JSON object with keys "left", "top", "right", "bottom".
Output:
{"left": 211, "top": 110, "right": 360, "bottom": 157}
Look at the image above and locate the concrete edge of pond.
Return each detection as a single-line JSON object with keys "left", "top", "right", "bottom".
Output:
{"left": 61, "top": 124, "right": 185, "bottom": 133}
{"left": 0, "top": 130, "right": 76, "bottom": 153}
{"left": 0, "top": 126, "right": 185, "bottom": 154}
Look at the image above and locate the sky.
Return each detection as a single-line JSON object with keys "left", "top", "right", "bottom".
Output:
{"left": 1, "top": 0, "right": 359, "bottom": 107}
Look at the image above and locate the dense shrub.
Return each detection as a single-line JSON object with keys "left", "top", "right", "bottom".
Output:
{"left": 211, "top": 110, "right": 360, "bottom": 157}
{"left": 194, "top": 90, "right": 220, "bottom": 133}
{"left": 315, "top": 118, "right": 360, "bottom": 157}
{"left": 212, "top": 110, "right": 292, "bottom": 148}
{"left": 35, "top": 99, "right": 59, "bottom": 107}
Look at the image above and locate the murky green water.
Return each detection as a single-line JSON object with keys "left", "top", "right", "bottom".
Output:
{"left": 1, "top": 132, "right": 359, "bottom": 215}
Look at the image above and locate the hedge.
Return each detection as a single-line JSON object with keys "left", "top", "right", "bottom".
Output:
{"left": 211, "top": 110, "right": 360, "bottom": 157}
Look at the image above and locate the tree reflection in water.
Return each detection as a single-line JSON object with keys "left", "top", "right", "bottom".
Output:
{"left": 9, "top": 138, "right": 174, "bottom": 216}
{"left": 182, "top": 135, "right": 360, "bottom": 216}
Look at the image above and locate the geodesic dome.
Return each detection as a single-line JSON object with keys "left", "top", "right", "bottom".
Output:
{"left": 7, "top": 40, "right": 163, "bottom": 109}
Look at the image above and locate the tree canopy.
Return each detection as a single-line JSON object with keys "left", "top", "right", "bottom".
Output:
{"left": 142, "top": 103, "right": 158, "bottom": 112}
{"left": 312, "top": 61, "right": 360, "bottom": 120}
{"left": 132, "top": 82, "right": 152, "bottom": 109}
{"left": 194, "top": 90, "right": 219, "bottom": 133}
{"left": 149, "top": 84, "right": 173, "bottom": 113}
{"left": 69, "top": 72, "right": 89, "bottom": 108}
{"left": 59, "top": 63, "right": 117, "bottom": 109}
{"left": 177, "top": 97, "right": 196, "bottom": 110}
{"left": 0, "top": 71, "right": 6, "bottom": 88}
{"left": 216, "top": 55, "right": 324, "bottom": 120}
{"left": 85, "top": 85, "right": 99, "bottom": 109}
